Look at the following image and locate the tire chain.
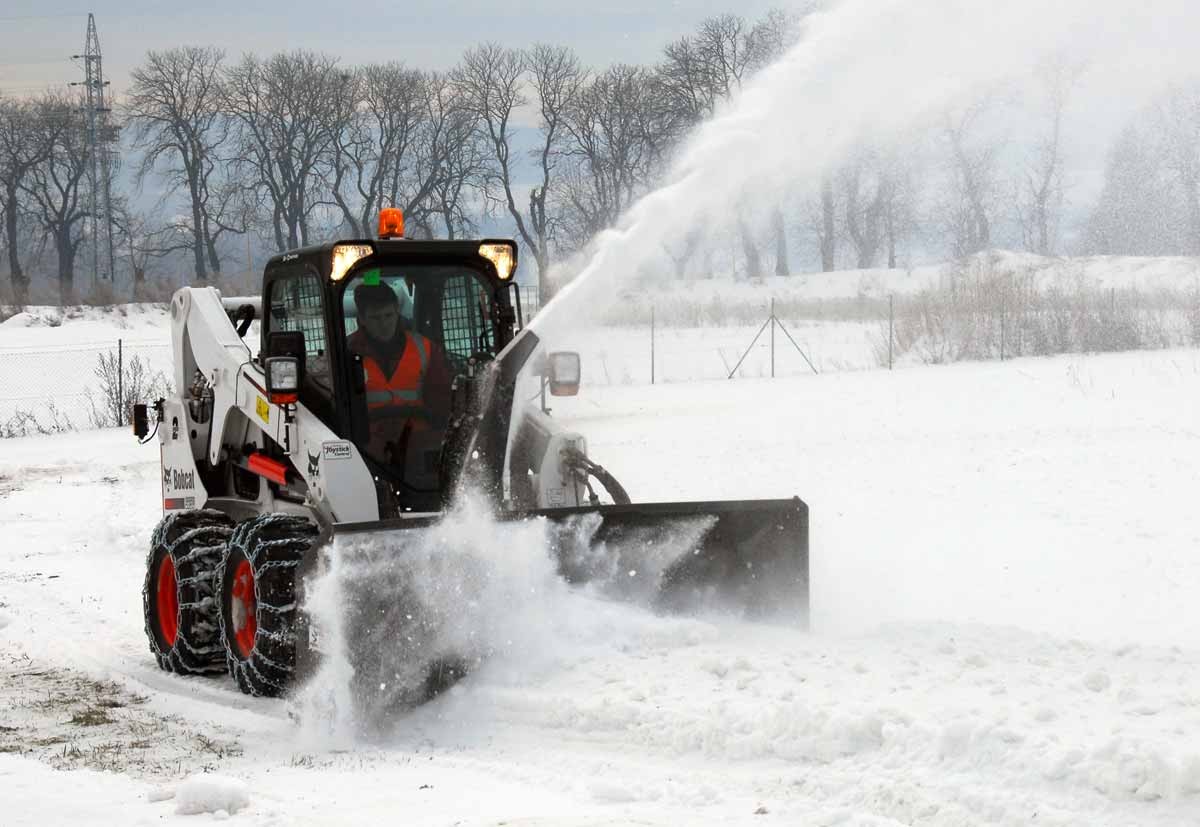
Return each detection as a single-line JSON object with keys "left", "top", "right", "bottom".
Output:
{"left": 216, "top": 514, "right": 317, "bottom": 698}
{"left": 142, "top": 509, "right": 234, "bottom": 676}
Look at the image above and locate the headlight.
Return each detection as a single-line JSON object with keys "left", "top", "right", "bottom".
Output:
{"left": 331, "top": 244, "right": 373, "bottom": 282}
{"left": 266, "top": 356, "right": 300, "bottom": 404}
{"left": 548, "top": 351, "right": 581, "bottom": 397}
{"left": 478, "top": 242, "right": 516, "bottom": 280}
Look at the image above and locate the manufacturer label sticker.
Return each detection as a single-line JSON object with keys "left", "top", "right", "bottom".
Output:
{"left": 163, "top": 468, "right": 195, "bottom": 491}
{"left": 322, "top": 442, "right": 352, "bottom": 461}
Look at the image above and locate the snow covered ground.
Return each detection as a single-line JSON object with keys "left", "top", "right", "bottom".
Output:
{"left": 3, "top": 336, "right": 1200, "bottom": 824}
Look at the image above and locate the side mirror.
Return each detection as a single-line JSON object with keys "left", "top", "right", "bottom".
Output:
{"left": 547, "top": 351, "right": 581, "bottom": 397}
{"left": 265, "top": 330, "right": 305, "bottom": 405}
{"left": 132, "top": 403, "right": 149, "bottom": 440}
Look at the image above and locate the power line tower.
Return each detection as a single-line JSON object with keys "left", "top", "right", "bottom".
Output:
{"left": 71, "top": 13, "right": 119, "bottom": 290}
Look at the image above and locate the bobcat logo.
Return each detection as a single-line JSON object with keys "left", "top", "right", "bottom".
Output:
{"left": 307, "top": 451, "right": 320, "bottom": 479}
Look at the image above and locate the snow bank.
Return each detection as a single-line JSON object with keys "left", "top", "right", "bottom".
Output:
{"left": 174, "top": 774, "right": 251, "bottom": 816}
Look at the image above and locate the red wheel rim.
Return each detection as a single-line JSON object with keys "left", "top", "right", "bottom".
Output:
{"left": 156, "top": 555, "right": 179, "bottom": 646}
{"left": 231, "top": 559, "right": 257, "bottom": 659}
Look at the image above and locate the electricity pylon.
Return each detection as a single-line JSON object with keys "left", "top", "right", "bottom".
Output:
{"left": 71, "top": 13, "right": 118, "bottom": 288}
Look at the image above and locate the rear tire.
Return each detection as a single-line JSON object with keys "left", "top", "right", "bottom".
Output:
{"left": 143, "top": 509, "right": 234, "bottom": 675}
{"left": 217, "top": 514, "right": 318, "bottom": 697}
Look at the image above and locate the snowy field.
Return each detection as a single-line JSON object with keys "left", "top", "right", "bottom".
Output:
{"left": 3, "top": 336, "right": 1200, "bottom": 824}
{"left": 4, "top": 252, "right": 1197, "bottom": 429}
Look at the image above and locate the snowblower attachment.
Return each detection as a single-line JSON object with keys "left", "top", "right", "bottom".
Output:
{"left": 304, "top": 496, "right": 807, "bottom": 726}
{"left": 540, "top": 498, "right": 809, "bottom": 622}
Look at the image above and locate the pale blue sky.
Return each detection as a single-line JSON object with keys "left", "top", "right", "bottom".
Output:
{"left": 0, "top": 1, "right": 782, "bottom": 98}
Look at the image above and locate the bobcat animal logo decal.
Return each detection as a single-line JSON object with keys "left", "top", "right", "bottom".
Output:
{"left": 307, "top": 451, "right": 320, "bottom": 479}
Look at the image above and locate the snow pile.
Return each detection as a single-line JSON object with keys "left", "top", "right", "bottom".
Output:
{"left": 173, "top": 774, "right": 250, "bottom": 817}
{"left": 0, "top": 303, "right": 170, "bottom": 333}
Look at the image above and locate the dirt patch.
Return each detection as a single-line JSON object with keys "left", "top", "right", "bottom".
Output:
{"left": 70, "top": 707, "right": 116, "bottom": 727}
{"left": 0, "top": 654, "right": 243, "bottom": 777}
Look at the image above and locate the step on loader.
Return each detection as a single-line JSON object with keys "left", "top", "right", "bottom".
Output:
{"left": 136, "top": 208, "right": 808, "bottom": 713}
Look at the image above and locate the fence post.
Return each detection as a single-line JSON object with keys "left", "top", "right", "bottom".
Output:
{"left": 118, "top": 338, "right": 124, "bottom": 427}
{"left": 770, "top": 298, "right": 776, "bottom": 379}
{"left": 1000, "top": 302, "right": 1006, "bottom": 362}
{"left": 888, "top": 294, "right": 894, "bottom": 370}
{"left": 650, "top": 305, "right": 656, "bottom": 386}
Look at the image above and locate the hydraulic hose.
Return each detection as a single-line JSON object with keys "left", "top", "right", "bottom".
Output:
{"left": 562, "top": 447, "right": 631, "bottom": 506}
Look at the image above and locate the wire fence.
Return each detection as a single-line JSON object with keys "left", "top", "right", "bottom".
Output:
{"left": 0, "top": 339, "right": 173, "bottom": 437}
{"left": 570, "top": 286, "right": 1200, "bottom": 388}
{"left": 2, "top": 283, "right": 1195, "bottom": 436}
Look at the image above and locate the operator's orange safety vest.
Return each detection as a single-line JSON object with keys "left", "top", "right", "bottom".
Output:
{"left": 361, "top": 332, "right": 432, "bottom": 415}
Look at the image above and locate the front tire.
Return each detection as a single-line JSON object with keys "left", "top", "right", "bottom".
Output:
{"left": 217, "top": 514, "right": 318, "bottom": 697}
{"left": 143, "top": 510, "right": 234, "bottom": 675}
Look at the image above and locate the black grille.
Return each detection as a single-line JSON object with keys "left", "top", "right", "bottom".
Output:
{"left": 269, "top": 275, "right": 326, "bottom": 358}
{"left": 441, "top": 275, "right": 492, "bottom": 368}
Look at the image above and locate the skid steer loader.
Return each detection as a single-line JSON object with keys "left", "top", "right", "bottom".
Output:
{"left": 136, "top": 208, "right": 808, "bottom": 707}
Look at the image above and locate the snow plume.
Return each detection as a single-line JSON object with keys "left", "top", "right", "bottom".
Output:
{"left": 295, "top": 496, "right": 718, "bottom": 745}
{"left": 529, "top": 0, "right": 1197, "bottom": 345}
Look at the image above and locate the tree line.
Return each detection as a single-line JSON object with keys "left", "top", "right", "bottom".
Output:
{"left": 1, "top": 6, "right": 1198, "bottom": 306}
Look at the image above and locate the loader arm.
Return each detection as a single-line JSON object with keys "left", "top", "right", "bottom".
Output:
{"left": 160, "top": 287, "right": 379, "bottom": 524}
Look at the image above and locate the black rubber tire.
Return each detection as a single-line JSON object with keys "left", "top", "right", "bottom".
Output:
{"left": 217, "top": 514, "right": 318, "bottom": 698}
{"left": 143, "top": 509, "right": 234, "bottom": 676}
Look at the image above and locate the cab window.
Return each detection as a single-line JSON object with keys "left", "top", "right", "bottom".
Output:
{"left": 267, "top": 272, "right": 330, "bottom": 390}
{"left": 338, "top": 265, "right": 497, "bottom": 496}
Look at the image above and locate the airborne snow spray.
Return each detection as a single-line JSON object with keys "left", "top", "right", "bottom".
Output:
{"left": 294, "top": 497, "right": 719, "bottom": 745}
{"left": 297, "top": 0, "right": 1197, "bottom": 745}
{"left": 529, "top": 0, "right": 1198, "bottom": 347}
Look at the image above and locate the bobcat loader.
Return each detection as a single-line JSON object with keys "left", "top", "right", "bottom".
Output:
{"left": 137, "top": 209, "right": 808, "bottom": 710}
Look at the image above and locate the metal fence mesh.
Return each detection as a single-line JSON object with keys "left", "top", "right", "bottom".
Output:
{"left": 0, "top": 340, "right": 172, "bottom": 436}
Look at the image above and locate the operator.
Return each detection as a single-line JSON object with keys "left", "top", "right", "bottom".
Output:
{"left": 347, "top": 279, "right": 452, "bottom": 469}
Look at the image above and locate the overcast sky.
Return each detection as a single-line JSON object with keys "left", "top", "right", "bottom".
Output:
{"left": 0, "top": 1, "right": 781, "bottom": 98}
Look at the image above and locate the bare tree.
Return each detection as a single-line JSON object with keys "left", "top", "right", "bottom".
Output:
{"left": 747, "top": 7, "right": 807, "bottom": 73}
{"left": 22, "top": 94, "right": 92, "bottom": 303}
{"left": 0, "top": 97, "right": 56, "bottom": 303}
{"left": 818, "top": 176, "right": 837, "bottom": 272}
{"left": 841, "top": 157, "right": 884, "bottom": 268}
{"left": 1157, "top": 82, "right": 1200, "bottom": 254}
{"left": 126, "top": 46, "right": 240, "bottom": 284}
{"left": 657, "top": 13, "right": 759, "bottom": 129}
{"left": 1086, "top": 123, "right": 1179, "bottom": 255}
{"left": 224, "top": 50, "right": 345, "bottom": 252}
{"left": 424, "top": 73, "right": 487, "bottom": 239}
{"left": 1088, "top": 83, "right": 1200, "bottom": 256}
{"left": 323, "top": 62, "right": 422, "bottom": 237}
{"left": 941, "top": 96, "right": 1003, "bottom": 258}
{"left": 656, "top": 9, "right": 809, "bottom": 275}
{"left": 453, "top": 43, "right": 582, "bottom": 301}
{"left": 772, "top": 206, "right": 789, "bottom": 275}
{"left": 1014, "top": 58, "right": 1083, "bottom": 256}
{"left": 560, "top": 65, "right": 663, "bottom": 252}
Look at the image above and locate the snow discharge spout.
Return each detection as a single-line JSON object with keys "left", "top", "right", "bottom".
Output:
{"left": 528, "top": 0, "right": 1197, "bottom": 345}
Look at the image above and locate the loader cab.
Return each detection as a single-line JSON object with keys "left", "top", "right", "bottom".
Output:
{"left": 260, "top": 235, "right": 522, "bottom": 515}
